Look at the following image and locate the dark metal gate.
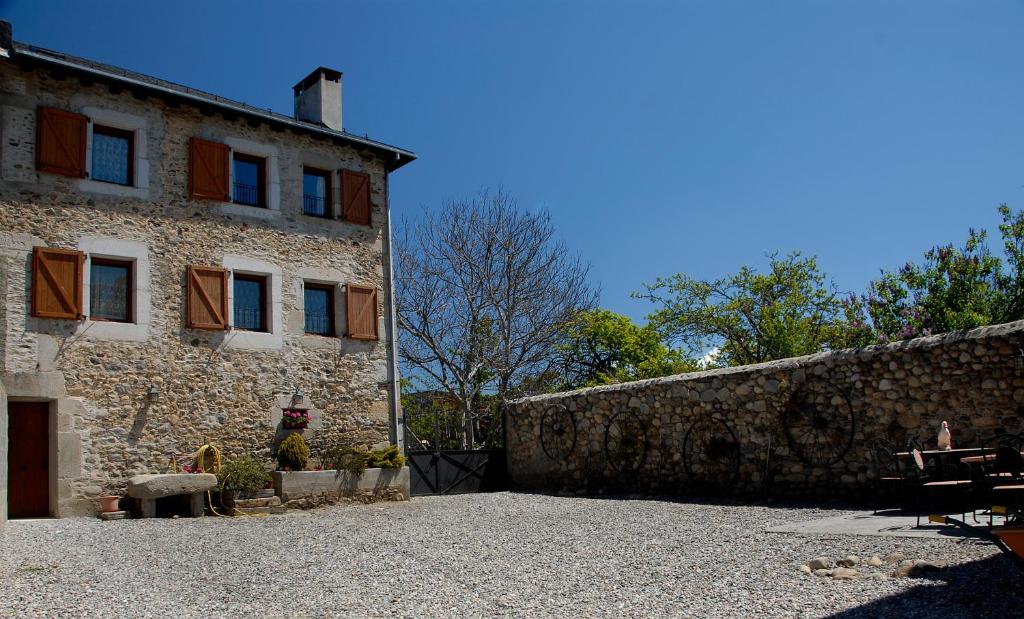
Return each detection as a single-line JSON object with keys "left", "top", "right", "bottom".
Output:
{"left": 407, "top": 449, "right": 506, "bottom": 496}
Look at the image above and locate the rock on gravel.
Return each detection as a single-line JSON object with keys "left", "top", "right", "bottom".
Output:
{"left": 0, "top": 493, "right": 1020, "bottom": 618}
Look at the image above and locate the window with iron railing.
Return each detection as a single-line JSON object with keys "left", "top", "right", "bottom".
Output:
{"left": 233, "top": 274, "right": 267, "bottom": 331}
{"left": 232, "top": 153, "right": 266, "bottom": 207}
{"left": 303, "top": 283, "right": 334, "bottom": 336}
{"left": 303, "top": 168, "right": 330, "bottom": 217}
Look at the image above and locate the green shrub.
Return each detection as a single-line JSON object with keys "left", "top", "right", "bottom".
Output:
{"left": 317, "top": 443, "right": 405, "bottom": 474}
{"left": 217, "top": 455, "right": 271, "bottom": 493}
{"left": 277, "top": 432, "right": 310, "bottom": 471}
{"left": 319, "top": 445, "right": 367, "bottom": 476}
{"left": 366, "top": 444, "right": 406, "bottom": 469}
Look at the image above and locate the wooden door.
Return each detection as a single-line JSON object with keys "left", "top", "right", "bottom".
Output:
{"left": 8, "top": 402, "right": 50, "bottom": 518}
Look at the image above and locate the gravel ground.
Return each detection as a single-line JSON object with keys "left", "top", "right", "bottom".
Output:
{"left": 1, "top": 492, "right": 1020, "bottom": 618}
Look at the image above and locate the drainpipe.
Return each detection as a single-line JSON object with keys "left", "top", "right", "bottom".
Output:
{"left": 382, "top": 171, "right": 404, "bottom": 451}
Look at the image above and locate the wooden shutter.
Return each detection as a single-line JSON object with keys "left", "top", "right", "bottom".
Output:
{"left": 31, "top": 247, "right": 84, "bottom": 319}
{"left": 186, "top": 265, "right": 229, "bottom": 330}
{"left": 36, "top": 107, "right": 87, "bottom": 177}
{"left": 341, "top": 170, "right": 371, "bottom": 226}
{"left": 346, "top": 284, "right": 379, "bottom": 340}
{"left": 188, "top": 137, "right": 230, "bottom": 201}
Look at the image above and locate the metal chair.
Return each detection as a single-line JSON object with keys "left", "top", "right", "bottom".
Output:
{"left": 869, "top": 438, "right": 908, "bottom": 514}
{"left": 909, "top": 448, "right": 973, "bottom": 528}
{"left": 982, "top": 433, "right": 1024, "bottom": 525}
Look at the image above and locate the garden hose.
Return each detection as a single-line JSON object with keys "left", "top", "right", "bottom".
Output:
{"left": 194, "top": 443, "right": 230, "bottom": 517}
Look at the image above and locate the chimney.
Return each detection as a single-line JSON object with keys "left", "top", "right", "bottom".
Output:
{"left": 0, "top": 21, "right": 12, "bottom": 59}
{"left": 293, "top": 67, "right": 343, "bottom": 131}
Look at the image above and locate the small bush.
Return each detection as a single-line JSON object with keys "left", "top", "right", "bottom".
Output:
{"left": 317, "top": 443, "right": 405, "bottom": 474}
{"left": 277, "top": 432, "right": 310, "bottom": 471}
{"left": 365, "top": 444, "right": 405, "bottom": 469}
{"left": 319, "top": 445, "right": 368, "bottom": 476}
{"left": 217, "top": 455, "right": 271, "bottom": 493}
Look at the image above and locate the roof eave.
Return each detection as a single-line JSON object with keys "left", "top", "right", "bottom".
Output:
{"left": 10, "top": 46, "right": 416, "bottom": 172}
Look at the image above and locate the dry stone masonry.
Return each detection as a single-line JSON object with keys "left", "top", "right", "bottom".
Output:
{"left": 507, "top": 321, "right": 1024, "bottom": 499}
{"left": 0, "top": 34, "right": 413, "bottom": 517}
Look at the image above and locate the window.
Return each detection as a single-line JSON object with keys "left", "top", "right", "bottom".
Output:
{"left": 233, "top": 274, "right": 267, "bottom": 332}
{"left": 303, "top": 283, "right": 335, "bottom": 336}
{"left": 302, "top": 168, "right": 331, "bottom": 217}
{"left": 89, "top": 258, "right": 132, "bottom": 322}
{"left": 91, "top": 125, "right": 133, "bottom": 186}
{"left": 232, "top": 153, "right": 266, "bottom": 207}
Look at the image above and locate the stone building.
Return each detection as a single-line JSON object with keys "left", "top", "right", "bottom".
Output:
{"left": 0, "top": 22, "right": 416, "bottom": 520}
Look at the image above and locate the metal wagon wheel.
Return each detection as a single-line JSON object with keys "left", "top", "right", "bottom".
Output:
{"left": 604, "top": 409, "right": 648, "bottom": 472}
{"left": 782, "top": 380, "right": 856, "bottom": 466}
{"left": 682, "top": 416, "right": 741, "bottom": 486}
{"left": 540, "top": 405, "right": 577, "bottom": 461}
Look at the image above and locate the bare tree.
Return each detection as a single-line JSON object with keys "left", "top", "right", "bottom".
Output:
{"left": 396, "top": 189, "right": 596, "bottom": 448}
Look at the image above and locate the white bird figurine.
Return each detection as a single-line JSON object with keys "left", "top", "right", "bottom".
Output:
{"left": 937, "top": 421, "right": 952, "bottom": 451}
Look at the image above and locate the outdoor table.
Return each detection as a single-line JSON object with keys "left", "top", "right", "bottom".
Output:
{"left": 895, "top": 447, "right": 990, "bottom": 458}
{"left": 961, "top": 451, "right": 1024, "bottom": 465}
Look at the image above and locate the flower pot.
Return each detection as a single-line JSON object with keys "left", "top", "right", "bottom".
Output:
{"left": 99, "top": 495, "right": 120, "bottom": 513}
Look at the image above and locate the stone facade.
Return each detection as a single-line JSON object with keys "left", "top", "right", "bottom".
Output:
{"left": 0, "top": 51, "right": 411, "bottom": 516}
{"left": 507, "top": 321, "right": 1024, "bottom": 500}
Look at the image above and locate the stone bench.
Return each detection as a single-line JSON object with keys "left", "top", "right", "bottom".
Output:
{"left": 126, "top": 473, "right": 217, "bottom": 518}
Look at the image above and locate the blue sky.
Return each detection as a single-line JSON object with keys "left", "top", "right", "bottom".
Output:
{"left": 5, "top": 1, "right": 1023, "bottom": 323}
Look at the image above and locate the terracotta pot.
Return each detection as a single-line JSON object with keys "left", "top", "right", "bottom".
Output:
{"left": 99, "top": 495, "right": 120, "bottom": 513}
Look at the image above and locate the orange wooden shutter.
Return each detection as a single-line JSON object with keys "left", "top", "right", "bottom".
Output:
{"left": 31, "top": 247, "right": 84, "bottom": 319}
{"left": 346, "top": 284, "right": 379, "bottom": 340}
{"left": 341, "top": 170, "right": 371, "bottom": 226}
{"left": 186, "top": 265, "right": 229, "bottom": 330}
{"left": 188, "top": 137, "right": 230, "bottom": 201}
{"left": 36, "top": 107, "right": 87, "bottom": 178}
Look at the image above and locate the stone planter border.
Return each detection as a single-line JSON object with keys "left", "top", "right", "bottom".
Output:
{"left": 272, "top": 467, "right": 410, "bottom": 502}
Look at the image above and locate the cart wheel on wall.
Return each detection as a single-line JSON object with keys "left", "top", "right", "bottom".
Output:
{"left": 782, "top": 379, "right": 855, "bottom": 466}
{"left": 604, "top": 408, "right": 648, "bottom": 472}
{"left": 540, "top": 405, "right": 577, "bottom": 461}
{"left": 682, "top": 416, "right": 741, "bottom": 486}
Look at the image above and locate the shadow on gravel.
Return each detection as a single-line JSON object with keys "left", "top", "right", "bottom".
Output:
{"left": 514, "top": 489, "right": 870, "bottom": 511}
{"left": 825, "top": 555, "right": 1024, "bottom": 619}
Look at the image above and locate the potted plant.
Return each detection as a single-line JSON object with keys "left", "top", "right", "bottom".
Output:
{"left": 217, "top": 455, "right": 273, "bottom": 505}
{"left": 282, "top": 407, "right": 312, "bottom": 429}
{"left": 99, "top": 495, "right": 120, "bottom": 513}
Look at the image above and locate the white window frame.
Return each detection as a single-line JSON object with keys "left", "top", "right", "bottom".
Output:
{"left": 223, "top": 254, "right": 282, "bottom": 350}
{"left": 77, "top": 107, "right": 150, "bottom": 198}
{"left": 217, "top": 137, "right": 281, "bottom": 220}
{"left": 75, "top": 237, "right": 151, "bottom": 342}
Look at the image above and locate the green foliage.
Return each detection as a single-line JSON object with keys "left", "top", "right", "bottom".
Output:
{"left": 318, "top": 445, "right": 368, "bottom": 476}
{"left": 318, "top": 444, "right": 406, "bottom": 475}
{"left": 365, "top": 444, "right": 406, "bottom": 469}
{"left": 559, "top": 309, "right": 696, "bottom": 388}
{"left": 217, "top": 455, "right": 271, "bottom": 493}
{"left": 636, "top": 252, "right": 852, "bottom": 367}
{"left": 277, "top": 432, "right": 310, "bottom": 471}
{"left": 848, "top": 204, "right": 1024, "bottom": 342}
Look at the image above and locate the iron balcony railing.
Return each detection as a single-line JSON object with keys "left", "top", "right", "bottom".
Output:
{"left": 304, "top": 313, "right": 332, "bottom": 335}
{"left": 233, "top": 182, "right": 259, "bottom": 206}
{"left": 233, "top": 307, "right": 264, "bottom": 331}
{"left": 303, "top": 194, "right": 326, "bottom": 217}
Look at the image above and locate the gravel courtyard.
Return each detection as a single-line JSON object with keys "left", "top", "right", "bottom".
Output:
{"left": 1, "top": 493, "right": 1020, "bottom": 618}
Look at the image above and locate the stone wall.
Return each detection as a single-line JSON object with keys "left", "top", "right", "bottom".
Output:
{"left": 507, "top": 321, "right": 1024, "bottom": 499}
{"left": 0, "top": 62, "right": 401, "bottom": 515}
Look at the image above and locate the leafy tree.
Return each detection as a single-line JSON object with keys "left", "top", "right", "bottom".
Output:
{"left": 635, "top": 252, "right": 853, "bottom": 366}
{"left": 849, "top": 204, "right": 1024, "bottom": 342}
{"left": 559, "top": 309, "right": 696, "bottom": 388}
